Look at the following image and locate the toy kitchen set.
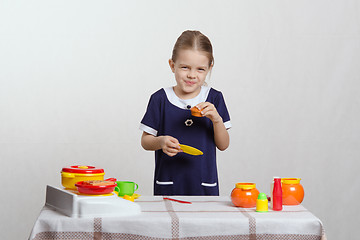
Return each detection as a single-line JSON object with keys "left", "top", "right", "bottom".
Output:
{"left": 45, "top": 165, "right": 141, "bottom": 218}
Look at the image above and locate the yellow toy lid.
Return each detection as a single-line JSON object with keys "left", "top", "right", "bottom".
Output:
{"left": 235, "top": 182, "right": 256, "bottom": 190}
{"left": 281, "top": 178, "right": 301, "bottom": 184}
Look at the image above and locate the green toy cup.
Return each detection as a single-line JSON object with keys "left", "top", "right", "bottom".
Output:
{"left": 115, "top": 181, "right": 138, "bottom": 196}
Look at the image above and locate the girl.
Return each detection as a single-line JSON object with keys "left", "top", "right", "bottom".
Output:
{"left": 140, "top": 30, "right": 231, "bottom": 196}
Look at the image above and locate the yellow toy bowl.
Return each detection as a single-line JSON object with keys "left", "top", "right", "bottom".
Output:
{"left": 61, "top": 165, "right": 105, "bottom": 190}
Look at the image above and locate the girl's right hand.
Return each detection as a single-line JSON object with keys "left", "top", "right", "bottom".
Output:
{"left": 160, "top": 136, "right": 181, "bottom": 157}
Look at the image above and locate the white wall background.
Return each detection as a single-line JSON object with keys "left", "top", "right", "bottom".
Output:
{"left": 1, "top": 0, "right": 359, "bottom": 239}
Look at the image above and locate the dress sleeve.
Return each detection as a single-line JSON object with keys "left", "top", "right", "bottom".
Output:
{"left": 139, "top": 92, "right": 162, "bottom": 136}
{"left": 214, "top": 91, "right": 232, "bottom": 130}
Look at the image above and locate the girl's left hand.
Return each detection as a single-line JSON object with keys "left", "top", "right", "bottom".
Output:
{"left": 196, "top": 102, "right": 223, "bottom": 124}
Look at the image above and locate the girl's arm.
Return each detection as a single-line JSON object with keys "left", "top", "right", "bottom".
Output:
{"left": 212, "top": 118, "right": 230, "bottom": 151}
{"left": 196, "top": 102, "right": 230, "bottom": 151}
{"left": 141, "top": 132, "right": 181, "bottom": 157}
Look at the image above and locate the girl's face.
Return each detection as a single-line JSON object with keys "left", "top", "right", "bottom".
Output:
{"left": 169, "top": 49, "right": 212, "bottom": 99}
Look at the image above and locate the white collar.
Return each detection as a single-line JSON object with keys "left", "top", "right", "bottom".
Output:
{"left": 164, "top": 86, "right": 211, "bottom": 109}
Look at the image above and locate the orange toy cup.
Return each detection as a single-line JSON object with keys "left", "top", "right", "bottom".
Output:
{"left": 281, "top": 178, "right": 304, "bottom": 205}
{"left": 231, "top": 183, "right": 260, "bottom": 208}
{"left": 190, "top": 106, "right": 203, "bottom": 117}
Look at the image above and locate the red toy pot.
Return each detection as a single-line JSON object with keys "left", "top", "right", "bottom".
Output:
{"left": 75, "top": 178, "right": 117, "bottom": 195}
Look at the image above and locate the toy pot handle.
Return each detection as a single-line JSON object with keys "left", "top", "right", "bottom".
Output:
{"left": 134, "top": 183, "right": 139, "bottom": 191}
{"left": 105, "top": 178, "right": 117, "bottom": 182}
{"left": 61, "top": 172, "right": 75, "bottom": 178}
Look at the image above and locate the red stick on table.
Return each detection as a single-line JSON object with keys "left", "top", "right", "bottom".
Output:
{"left": 163, "top": 197, "right": 192, "bottom": 204}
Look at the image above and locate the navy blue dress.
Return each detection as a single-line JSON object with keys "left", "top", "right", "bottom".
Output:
{"left": 140, "top": 86, "right": 231, "bottom": 196}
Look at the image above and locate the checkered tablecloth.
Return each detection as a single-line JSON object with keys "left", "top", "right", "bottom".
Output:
{"left": 29, "top": 196, "right": 326, "bottom": 240}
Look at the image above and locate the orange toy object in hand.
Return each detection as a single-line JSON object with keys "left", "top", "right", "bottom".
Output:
{"left": 190, "top": 106, "right": 203, "bottom": 117}
{"left": 281, "top": 178, "right": 304, "bottom": 205}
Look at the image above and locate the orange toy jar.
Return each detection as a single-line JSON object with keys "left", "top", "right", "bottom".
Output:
{"left": 281, "top": 178, "right": 304, "bottom": 205}
{"left": 231, "top": 183, "right": 260, "bottom": 208}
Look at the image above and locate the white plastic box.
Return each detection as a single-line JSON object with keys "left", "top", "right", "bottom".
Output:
{"left": 45, "top": 185, "right": 141, "bottom": 218}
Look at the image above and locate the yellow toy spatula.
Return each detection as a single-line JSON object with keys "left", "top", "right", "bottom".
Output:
{"left": 179, "top": 144, "right": 203, "bottom": 156}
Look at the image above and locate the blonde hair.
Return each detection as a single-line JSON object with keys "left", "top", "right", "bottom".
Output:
{"left": 171, "top": 30, "right": 214, "bottom": 67}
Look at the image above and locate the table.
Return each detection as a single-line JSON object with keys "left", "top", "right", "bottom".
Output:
{"left": 29, "top": 196, "right": 326, "bottom": 240}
